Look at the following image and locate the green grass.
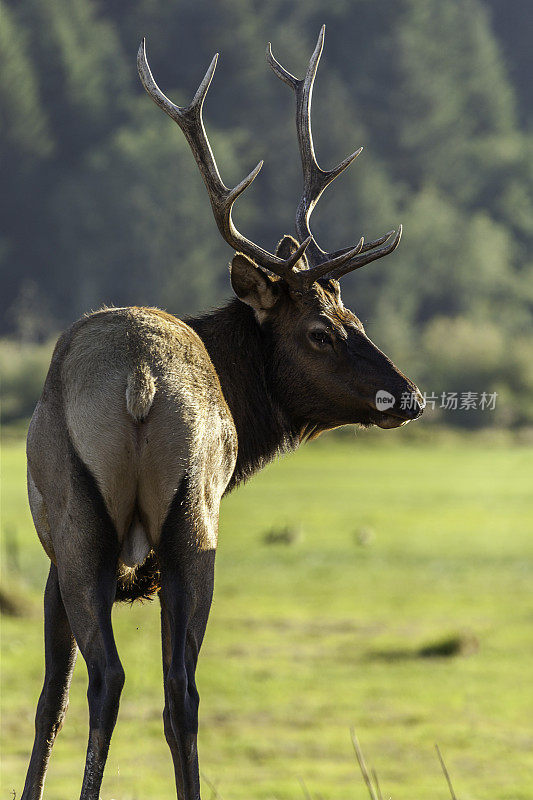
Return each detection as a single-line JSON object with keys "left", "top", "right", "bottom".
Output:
{"left": 1, "top": 432, "right": 533, "bottom": 799}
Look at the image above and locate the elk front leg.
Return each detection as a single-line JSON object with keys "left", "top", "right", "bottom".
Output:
{"left": 22, "top": 563, "right": 78, "bottom": 800}
{"left": 158, "top": 495, "right": 217, "bottom": 800}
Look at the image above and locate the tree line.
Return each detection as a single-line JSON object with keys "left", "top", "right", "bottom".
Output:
{"left": 1, "top": 0, "right": 531, "bottom": 427}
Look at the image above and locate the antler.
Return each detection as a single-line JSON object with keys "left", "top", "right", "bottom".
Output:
{"left": 267, "top": 25, "right": 402, "bottom": 288}
{"left": 138, "top": 30, "right": 401, "bottom": 295}
{"left": 137, "top": 39, "right": 312, "bottom": 283}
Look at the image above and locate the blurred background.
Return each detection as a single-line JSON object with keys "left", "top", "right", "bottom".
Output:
{"left": 1, "top": 0, "right": 532, "bottom": 429}
{"left": 1, "top": 2, "right": 533, "bottom": 799}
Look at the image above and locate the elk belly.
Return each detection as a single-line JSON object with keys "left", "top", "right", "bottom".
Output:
{"left": 120, "top": 515, "right": 151, "bottom": 568}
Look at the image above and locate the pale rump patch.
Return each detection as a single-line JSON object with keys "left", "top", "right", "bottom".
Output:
{"left": 126, "top": 364, "right": 156, "bottom": 421}
{"left": 60, "top": 307, "right": 237, "bottom": 546}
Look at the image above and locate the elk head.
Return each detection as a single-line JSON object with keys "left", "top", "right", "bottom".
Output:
{"left": 138, "top": 27, "right": 424, "bottom": 431}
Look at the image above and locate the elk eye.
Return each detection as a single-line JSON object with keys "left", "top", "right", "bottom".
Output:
{"left": 309, "top": 329, "right": 331, "bottom": 347}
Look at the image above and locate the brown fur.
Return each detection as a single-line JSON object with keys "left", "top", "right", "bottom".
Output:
{"left": 126, "top": 363, "right": 156, "bottom": 421}
{"left": 55, "top": 306, "right": 236, "bottom": 547}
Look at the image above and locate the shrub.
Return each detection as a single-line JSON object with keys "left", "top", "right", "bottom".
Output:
{"left": 0, "top": 337, "right": 56, "bottom": 424}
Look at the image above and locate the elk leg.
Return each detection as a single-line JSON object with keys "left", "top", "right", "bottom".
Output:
{"left": 21, "top": 563, "right": 78, "bottom": 800}
{"left": 158, "top": 493, "right": 217, "bottom": 800}
{"left": 48, "top": 451, "right": 125, "bottom": 800}
{"left": 160, "top": 601, "right": 183, "bottom": 788}
{"left": 159, "top": 564, "right": 214, "bottom": 800}
{"left": 58, "top": 561, "right": 124, "bottom": 800}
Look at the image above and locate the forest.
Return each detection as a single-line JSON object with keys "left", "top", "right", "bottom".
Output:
{"left": 1, "top": 0, "right": 532, "bottom": 428}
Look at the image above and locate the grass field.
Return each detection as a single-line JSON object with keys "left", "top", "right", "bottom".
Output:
{"left": 1, "top": 431, "right": 532, "bottom": 799}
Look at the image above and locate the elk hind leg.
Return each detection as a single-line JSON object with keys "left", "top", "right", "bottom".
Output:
{"left": 160, "top": 571, "right": 214, "bottom": 800}
{"left": 53, "top": 457, "right": 125, "bottom": 800}
{"left": 59, "top": 560, "right": 124, "bottom": 800}
{"left": 158, "top": 491, "right": 217, "bottom": 800}
{"left": 21, "top": 563, "right": 77, "bottom": 800}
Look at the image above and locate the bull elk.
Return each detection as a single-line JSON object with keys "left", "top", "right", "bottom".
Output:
{"left": 22, "top": 26, "right": 424, "bottom": 800}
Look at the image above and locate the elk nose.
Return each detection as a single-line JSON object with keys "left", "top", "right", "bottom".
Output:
{"left": 405, "top": 390, "right": 425, "bottom": 419}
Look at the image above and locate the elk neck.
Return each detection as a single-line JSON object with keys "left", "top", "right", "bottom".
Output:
{"left": 186, "top": 299, "right": 301, "bottom": 492}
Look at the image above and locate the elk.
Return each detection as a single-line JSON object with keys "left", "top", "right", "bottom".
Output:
{"left": 22, "top": 26, "right": 423, "bottom": 800}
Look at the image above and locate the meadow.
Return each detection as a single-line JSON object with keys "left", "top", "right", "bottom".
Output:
{"left": 1, "top": 430, "right": 532, "bottom": 799}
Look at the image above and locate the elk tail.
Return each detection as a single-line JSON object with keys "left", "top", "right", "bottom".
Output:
{"left": 126, "top": 363, "right": 156, "bottom": 422}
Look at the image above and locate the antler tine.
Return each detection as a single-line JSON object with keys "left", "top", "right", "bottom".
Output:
{"left": 299, "top": 237, "right": 364, "bottom": 290}
{"left": 267, "top": 26, "right": 363, "bottom": 267}
{"left": 297, "top": 228, "right": 401, "bottom": 289}
{"left": 268, "top": 27, "right": 402, "bottom": 286}
{"left": 137, "top": 38, "right": 312, "bottom": 283}
{"left": 328, "top": 231, "right": 395, "bottom": 260}
{"left": 329, "top": 226, "right": 402, "bottom": 281}
{"left": 137, "top": 38, "right": 187, "bottom": 124}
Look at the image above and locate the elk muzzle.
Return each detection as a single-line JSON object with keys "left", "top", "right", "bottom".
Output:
{"left": 367, "top": 385, "right": 424, "bottom": 428}
{"left": 348, "top": 332, "right": 424, "bottom": 428}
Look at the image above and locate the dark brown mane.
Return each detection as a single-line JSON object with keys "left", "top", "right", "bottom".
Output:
{"left": 187, "top": 299, "right": 300, "bottom": 492}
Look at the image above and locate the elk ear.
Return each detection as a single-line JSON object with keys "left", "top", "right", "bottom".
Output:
{"left": 276, "top": 235, "right": 309, "bottom": 270}
{"left": 230, "top": 254, "right": 279, "bottom": 314}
